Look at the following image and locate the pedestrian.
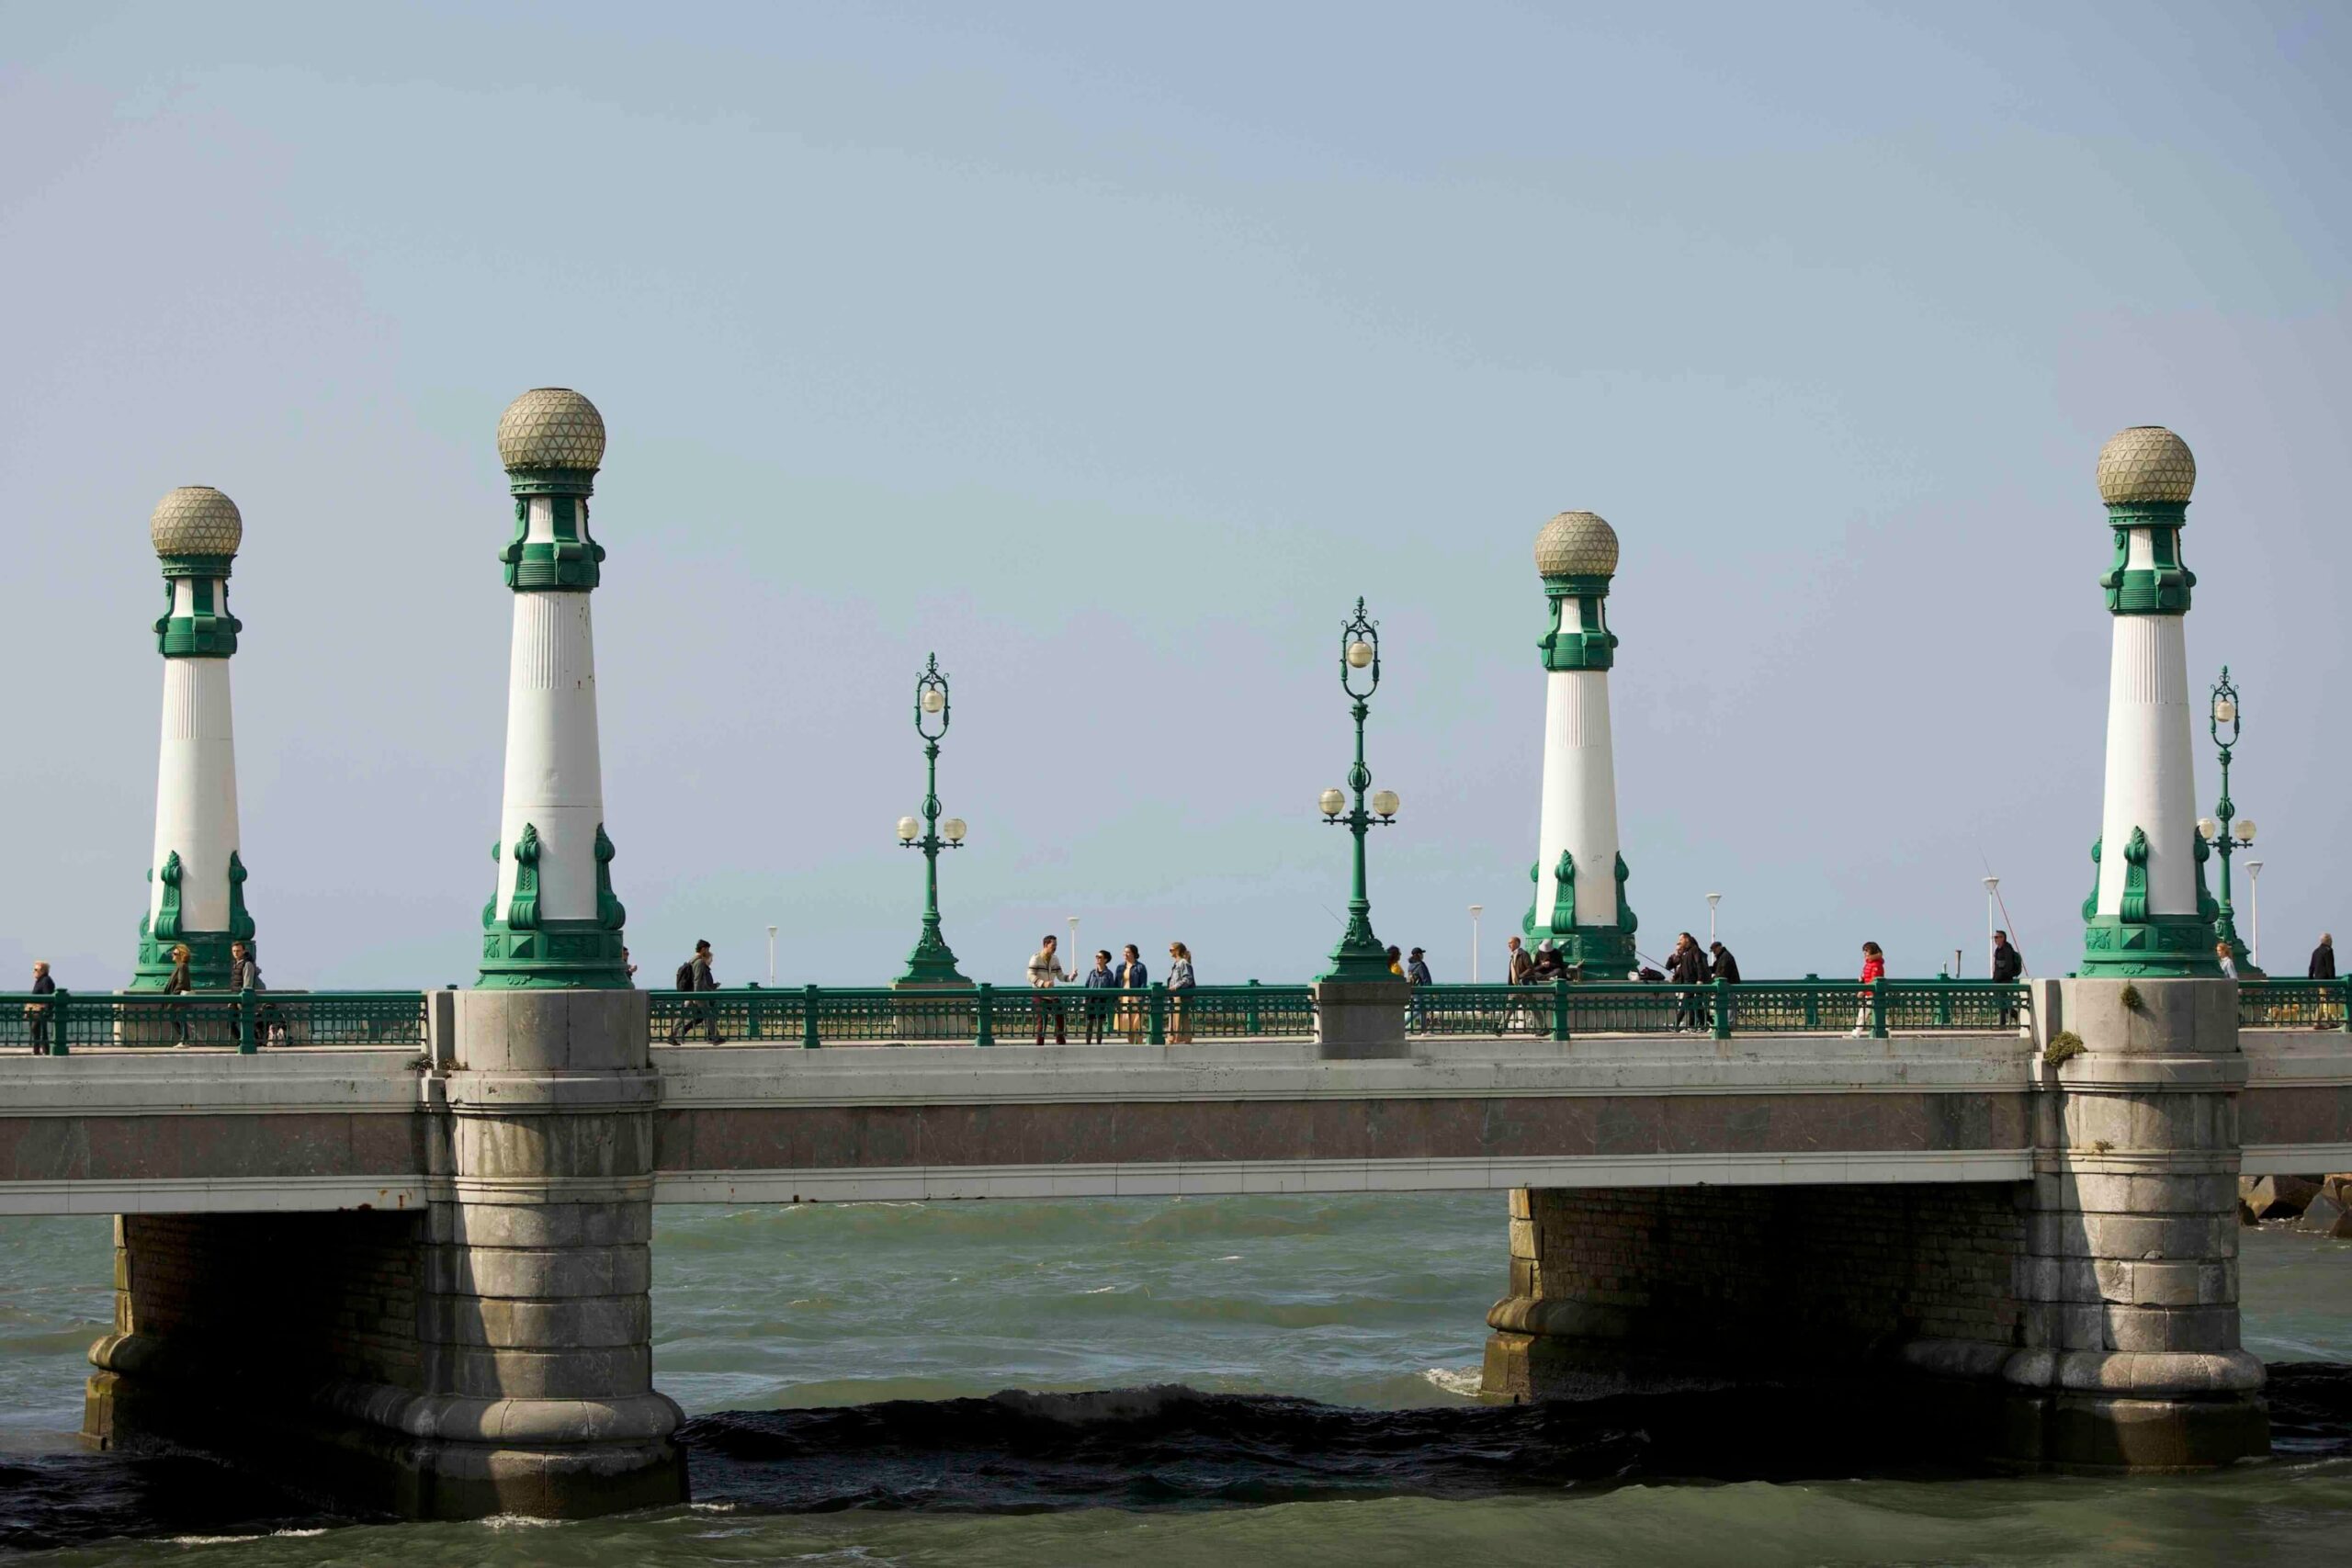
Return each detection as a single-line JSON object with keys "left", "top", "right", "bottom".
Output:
{"left": 1849, "top": 941, "right": 1885, "bottom": 1035}
{"left": 164, "top": 942, "right": 193, "bottom": 1045}
{"left": 1081, "top": 950, "right": 1118, "bottom": 1043}
{"left": 1385, "top": 944, "right": 1404, "bottom": 977}
{"left": 623, "top": 946, "right": 638, "bottom": 986}
{"left": 1708, "top": 941, "right": 1740, "bottom": 1030}
{"left": 1028, "top": 933, "right": 1077, "bottom": 1044}
{"left": 2312, "top": 933, "right": 2338, "bottom": 1029}
{"left": 2216, "top": 942, "right": 2237, "bottom": 981}
{"left": 1991, "top": 930, "right": 2022, "bottom": 1025}
{"left": 1116, "top": 943, "right": 1148, "bottom": 1042}
{"left": 1406, "top": 946, "right": 1432, "bottom": 1031}
{"left": 228, "top": 942, "right": 279, "bottom": 1046}
{"left": 25, "top": 961, "right": 55, "bottom": 1055}
{"left": 1166, "top": 941, "right": 1197, "bottom": 1043}
{"left": 1530, "top": 940, "right": 1565, "bottom": 981}
{"left": 1667, "top": 931, "right": 1710, "bottom": 1032}
{"left": 1502, "top": 936, "right": 1534, "bottom": 1032}
{"left": 667, "top": 941, "right": 725, "bottom": 1044}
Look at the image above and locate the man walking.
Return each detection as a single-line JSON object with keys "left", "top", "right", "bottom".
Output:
{"left": 1706, "top": 941, "right": 1740, "bottom": 1031}
{"left": 1666, "top": 931, "right": 1710, "bottom": 1032}
{"left": 2311, "top": 933, "right": 2336, "bottom": 1028}
{"left": 25, "top": 961, "right": 55, "bottom": 1055}
{"left": 1992, "top": 930, "right": 2023, "bottom": 1024}
{"left": 667, "top": 941, "right": 724, "bottom": 1045}
{"left": 1407, "top": 946, "right": 1432, "bottom": 1030}
{"left": 1028, "top": 933, "right": 1077, "bottom": 1044}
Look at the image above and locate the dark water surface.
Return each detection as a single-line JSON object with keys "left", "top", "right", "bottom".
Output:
{"left": 4, "top": 1198, "right": 2349, "bottom": 1564}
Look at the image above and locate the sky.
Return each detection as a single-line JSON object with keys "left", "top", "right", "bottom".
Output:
{"left": 3, "top": 1, "right": 2347, "bottom": 991}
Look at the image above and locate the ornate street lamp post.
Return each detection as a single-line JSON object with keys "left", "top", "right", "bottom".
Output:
{"left": 1319, "top": 599, "right": 1402, "bottom": 982}
{"left": 2198, "top": 666, "right": 2259, "bottom": 976}
{"left": 896, "top": 654, "right": 969, "bottom": 985}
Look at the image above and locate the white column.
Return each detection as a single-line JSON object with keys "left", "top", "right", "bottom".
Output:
{"left": 149, "top": 647, "right": 240, "bottom": 932}
{"left": 494, "top": 523, "right": 606, "bottom": 926}
{"left": 1532, "top": 663, "right": 1620, "bottom": 930}
{"left": 2094, "top": 609, "right": 2197, "bottom": 919}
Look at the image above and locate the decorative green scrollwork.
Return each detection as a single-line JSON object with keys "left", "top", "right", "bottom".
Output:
{"left": 226, "top": 850, "right": 255, "bottom": 942}
{"left": 1614, "top": 852, "right": 1638, "bottom": 936}
{"left": 594, "top": 823, "right": 627, "bottom": 931}
{"left": 507, "top": 823, "right": 541, "bottom": 931}
{"left": 2098, "top": 503, "right": 2195, "bottom": 615}
{"left": 2081, "top": 836, "right": 2102, "bottom": 922}
{"left": 1548, "top": 851, "right": 1577, "bottom": 935}
{"left": 2118, "top": 827, "right": 2151, "bottom": 924}
{"left": 2192, "top": 833, "right": 2220, "bottom": 924}
{"left": 153, "top": 852, "right": 184, "bottom": 941}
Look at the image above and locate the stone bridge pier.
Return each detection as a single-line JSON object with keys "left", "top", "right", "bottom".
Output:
{"left": 1481, "top": 976, "right": 2267, "bottom": 1470}
{"left": 85, "top": 991, "right": 681, "bottom": 1517}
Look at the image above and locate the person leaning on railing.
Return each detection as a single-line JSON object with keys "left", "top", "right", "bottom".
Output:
{"left": 24, "top": 961, "right": 55, "bottom": 1055}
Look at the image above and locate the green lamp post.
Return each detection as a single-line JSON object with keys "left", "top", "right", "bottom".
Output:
{"left": 896, "top": 653, "right": 969, "bottom": 985}
{"left": 2199, "top": 666, "right": 2260, "bottom": 976}
{"left": 1318, "top": 599, "right": 1404, "bottom": 982}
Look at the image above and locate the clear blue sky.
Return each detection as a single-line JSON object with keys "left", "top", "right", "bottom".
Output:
{"left": 4, "top": 2, "right": 2346, "bottom": 988}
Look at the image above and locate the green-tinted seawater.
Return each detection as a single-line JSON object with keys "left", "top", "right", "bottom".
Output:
{"left": 4, "top": 1199, "right": 2349, "bottom": 1563}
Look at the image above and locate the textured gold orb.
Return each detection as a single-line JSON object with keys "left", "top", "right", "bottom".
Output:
{"left": 2096, "top": 426, "right": 2196, "bottom": 505}
{"left": 1534, "top": 511, "right": 1619, "bottom": 578}
{"left": 496, "top": 388, "right": 606, "bottom": 470}
{"left": 150, "top": 486, "right": 243, "bottom": 558}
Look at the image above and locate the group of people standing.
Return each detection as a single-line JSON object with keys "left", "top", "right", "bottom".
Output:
{"left": 1026, "top": 934, "right": 1195, "bottom": 1043}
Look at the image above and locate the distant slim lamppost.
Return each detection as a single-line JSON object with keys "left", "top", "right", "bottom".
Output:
{"left": 2198, "top": 666, "right": 2258, "bottom": 975}
{"left": 2245, "top": 860, "right": 2263, "bottom": 968}
{"left": 896, "top": 654, "right": 968, "bottom": 984}
{"left": 1468, "top": 904, "right": 1483, "bottom": 983}
{"left": 1319, "top": 599, "right": 1400, "bottom": 981}
{"left": 1983, "top": 876, "right": 2000, "bottom": 974}
{"left": 1705, "top": 892, "right": 1721, "bottom": 945}
{"left": 766, "top": 924, "right": 778, "bottom": 988}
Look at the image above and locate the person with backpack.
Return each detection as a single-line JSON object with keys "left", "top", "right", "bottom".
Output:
{"left": 667, "top": 941, "right": 724, "bottom": 1045}
{"left": 229, "top": 941, "right": 282, "bottom": 1045}
{"left": 1667, "top": 931, "right": 1710, "bottom": 1032}
{"left": 1165, "top": 941, "right": 1198, "bottom": 1043}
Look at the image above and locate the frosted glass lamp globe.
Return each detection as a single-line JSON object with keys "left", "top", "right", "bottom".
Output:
{"left": 1318, "top": 788, "right": 1345, "bottom": 817}
{"left": 897, "top": 817, "right": 921, "bottom": 842}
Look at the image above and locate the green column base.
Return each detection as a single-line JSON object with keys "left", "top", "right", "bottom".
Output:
{"left": 2080, "top": 915, "right": 2225, "bottom": 977}
{"left": 1520, "top": 920, "right": 1637, "bottom": 977}
{"left": 479, "top": 921, "right": 632, "bottom": 988}
{"left": 128, "top": 930, "right": 242, "bottom": 992}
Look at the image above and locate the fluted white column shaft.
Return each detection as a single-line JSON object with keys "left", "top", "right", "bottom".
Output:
{"left": 150, "top": 650, "right": 239, "bottom": 931}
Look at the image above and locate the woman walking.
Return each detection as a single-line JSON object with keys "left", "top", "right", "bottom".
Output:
{"left": 1850, "top": 941, "right": 1885, "bottom": 1036}
{"left": 164, "top": 943, "right": 193, "bottom": 1045}
{"left": 1166, "top": 942, "right": 1197, "bottom": 1043}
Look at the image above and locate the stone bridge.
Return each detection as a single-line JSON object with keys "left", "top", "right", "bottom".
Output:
{"left": 6, "top": 985, "right": 2349, "bottom": 1515}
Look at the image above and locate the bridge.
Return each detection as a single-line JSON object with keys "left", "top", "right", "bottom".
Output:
{"left": 4, "top": 401, "right": 2338, "bottom": 1516}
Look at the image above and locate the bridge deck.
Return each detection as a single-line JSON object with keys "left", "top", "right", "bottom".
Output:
{"left": 0, "top": 1032, "right": 2343, "bottom": 1213}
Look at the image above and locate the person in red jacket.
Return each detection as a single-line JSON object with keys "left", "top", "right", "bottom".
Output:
{"left": 1850, "top": 941, "right": 1885, "bottom": 1036}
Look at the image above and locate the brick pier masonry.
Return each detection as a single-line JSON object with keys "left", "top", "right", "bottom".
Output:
{"left": 6, "top": 978, "right": 2349, "bottom": 1514}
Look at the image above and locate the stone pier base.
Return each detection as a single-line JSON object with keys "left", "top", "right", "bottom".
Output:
{"left": 85, "top": 989, "right": 685, "bottom": 1519}
{"left": 1479, "top": 979, "right": 2267, "bottom": 1472}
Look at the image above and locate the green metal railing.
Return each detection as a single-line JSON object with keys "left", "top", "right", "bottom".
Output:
{"left": 0, "top": 990, "right": 427, "bottom": 1055}
{"left": 1405, "top": 977, "right": 2032, "bottom": 1040}
{"left": 650, "top": 982, "right": 1317, "bottom": 1046}
{"left": 2238, "top": 977, "right": 2352, "bottom": 1031}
